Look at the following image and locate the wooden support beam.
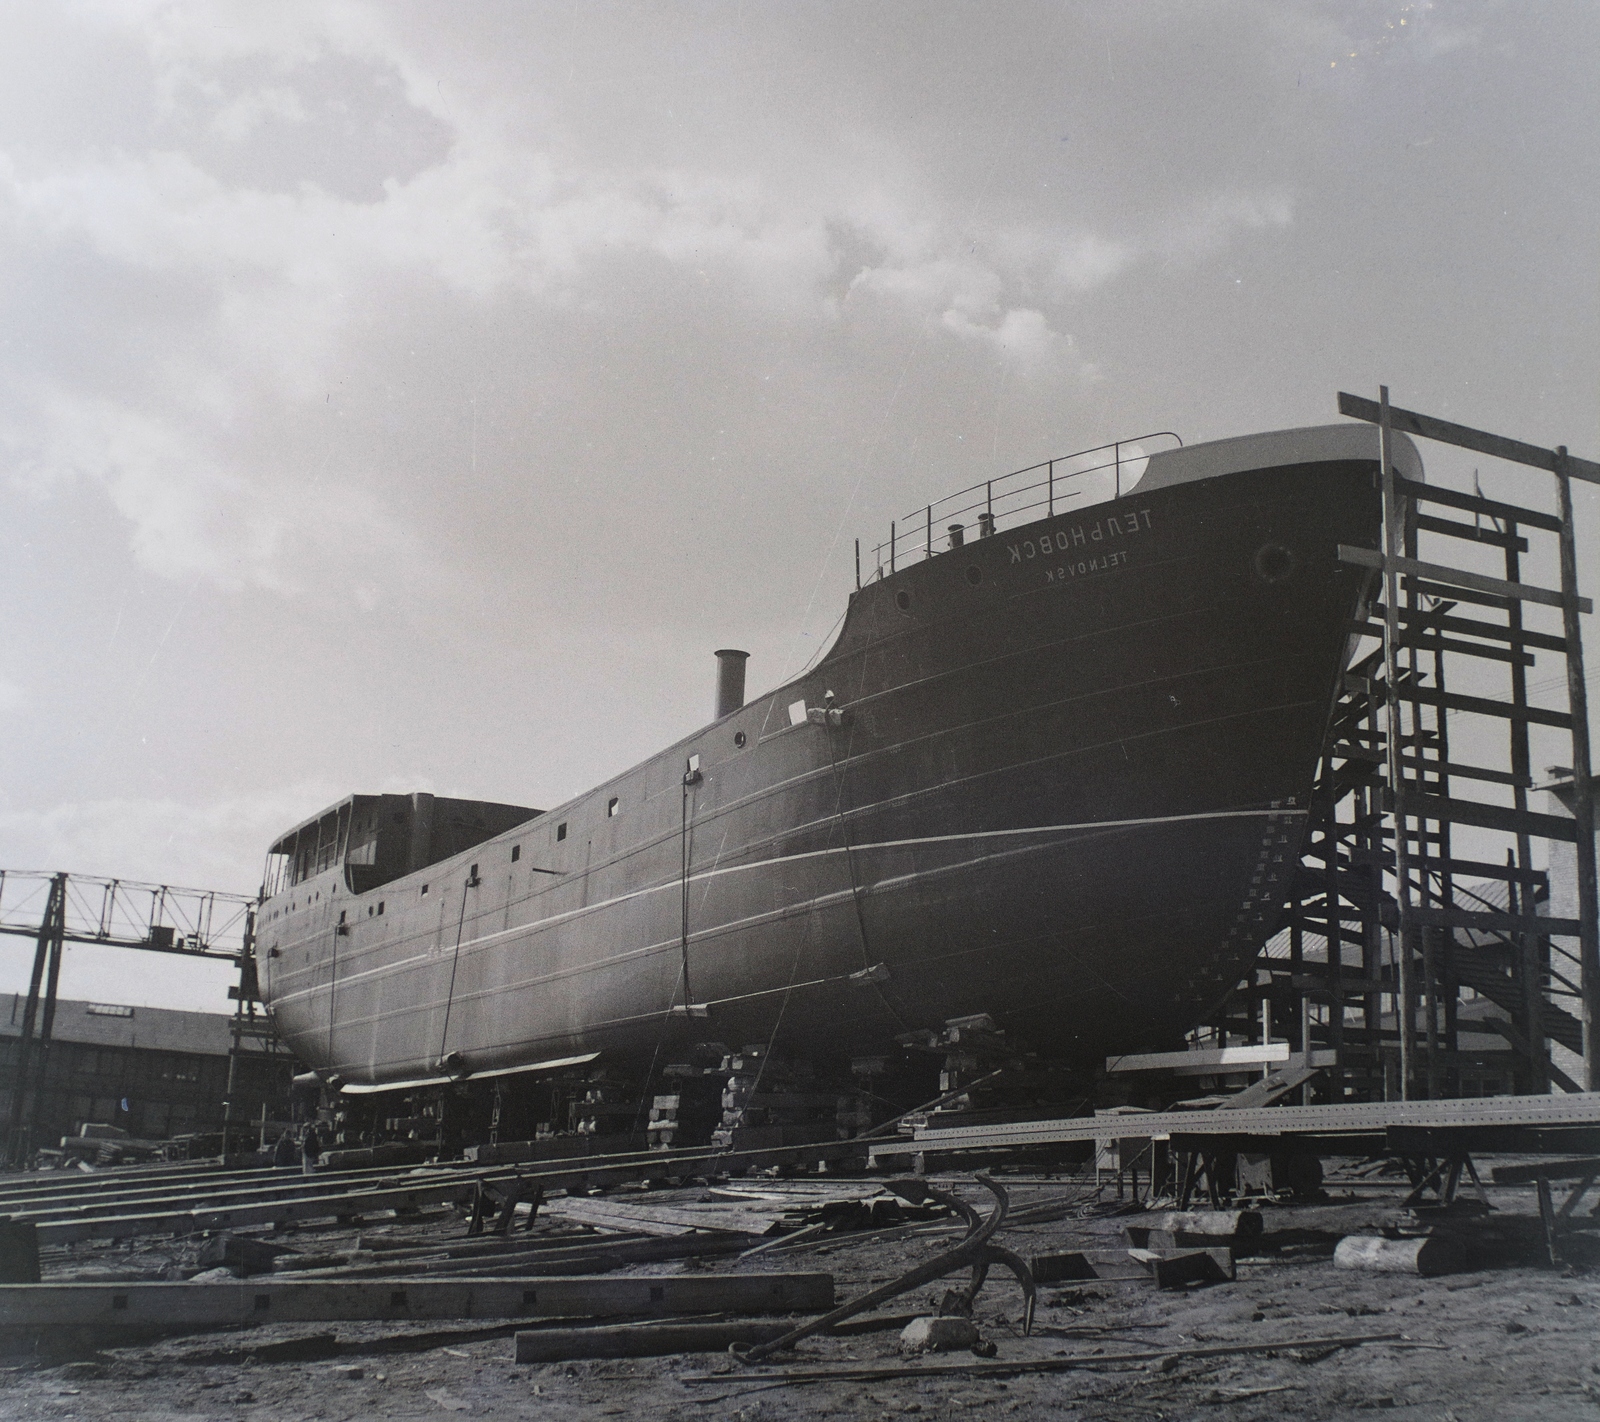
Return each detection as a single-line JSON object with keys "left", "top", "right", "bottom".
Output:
{"left": 1404, "top": 793, "right": 1579, "bottom": 844}
{"left": 1339, "top": 544, "right": 1590, "bottom": 613}
{"left": 1490, "top": 1156, "right": 1600, "bottom": 1184}
{"left": 1409, "top": 905, "right": 1584, "bottom": 937}
{"left": 1395, "top": 610, "right": 1568, "bottom": 654}
{"left": 1337, "top": 391, "right": 1600, "bottom": 486}
{"left": 0, "top": 1273, "right": 834, "bottom": 1331}
{"left": 1414, "top": 514, "right": 1529, "bottom": 552}
{"left": 1394, "top": 685, "right": 1574, "bottom": 730}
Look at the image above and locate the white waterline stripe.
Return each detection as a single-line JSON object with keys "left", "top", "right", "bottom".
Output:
{"left": 269, "top": 808, "right": 1301, "bottom": 1013}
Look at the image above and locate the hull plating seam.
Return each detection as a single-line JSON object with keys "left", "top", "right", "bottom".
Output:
{"left": 271, "top": 678, "right": 1320, "bottom": 997}
{"left": 269, "top": 804, "right": 1303, "bottom": 1023}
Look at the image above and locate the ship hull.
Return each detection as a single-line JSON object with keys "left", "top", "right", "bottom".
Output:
{"left": 258, "top": 433, "right": 1389, "bottom": 1085}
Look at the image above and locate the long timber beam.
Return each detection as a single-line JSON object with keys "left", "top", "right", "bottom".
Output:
{"left": 0, "top": 1273, "right": 834, "bottom": 1331}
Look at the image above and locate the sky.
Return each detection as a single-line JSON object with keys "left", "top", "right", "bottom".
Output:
{"left": 1, "top": 1, "right": 1596, "bottom": 1012}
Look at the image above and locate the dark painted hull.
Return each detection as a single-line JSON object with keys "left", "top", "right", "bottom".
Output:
{"left": 258, "top": 449, "right": 1382, "bottom": 1084}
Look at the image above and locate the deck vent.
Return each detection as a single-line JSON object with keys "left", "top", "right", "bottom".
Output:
{"left": 714, "top": 649, "right": 749, "bottom": 719}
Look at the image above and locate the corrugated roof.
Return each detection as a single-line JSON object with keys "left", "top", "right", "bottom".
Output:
{"left": 0, "top": 993, "right": 234, "bottom": 1057}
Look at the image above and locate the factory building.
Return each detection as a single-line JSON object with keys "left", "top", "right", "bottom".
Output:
{"left": 0, "top": 993, "right": 290, "bottom": 1151}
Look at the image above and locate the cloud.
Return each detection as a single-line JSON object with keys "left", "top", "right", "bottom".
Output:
{"left": 0, "top": 678, "right": 22, "bottom": 713}
{"left": 210, "top": 84, "right": 308, "bottom": 142}
{"left": 9, "top": 389, "right": 420, "bottom": 595}
{"left": 0, "top": 2, "right": 1312, "bottom": 617}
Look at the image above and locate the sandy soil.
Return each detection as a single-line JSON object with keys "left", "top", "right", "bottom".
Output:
{"left": 2, "top": 1171, "right": 1597, "bottom": 1422}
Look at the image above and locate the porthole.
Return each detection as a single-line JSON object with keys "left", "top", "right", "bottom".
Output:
{"left": 1252, "top": 542, "right": 1298, "bottom": 585}
{"left": 734, "top": 730, "right": 747, "bottom": 748}
{"left": 966, "top": 565, "right": 982, "bottom": 586}
{"left": 895, "top": 589, "right": 911, "bottom": 611}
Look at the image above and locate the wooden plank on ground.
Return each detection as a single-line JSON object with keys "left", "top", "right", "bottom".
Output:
{"left": 277, "top": 1233, "right": 759, "bottom": 1280}
{"left": 1029, "top": 1248, "right": 1233, "bottom": 1285}
{"left": 540, "top": 1197, "right": 785, "bottom": 1237}
{"left": 2, "top": 1166, "right": 475, "bottom": 1224}
{"left": 0, "top": 1273, "right": 834, "bottom": 1330}
{"left": 33, "top": 1176, "right": 501, "bottom": 1245}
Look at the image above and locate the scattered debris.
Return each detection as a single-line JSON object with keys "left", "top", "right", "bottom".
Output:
{"left": 898, "top": 1316, "right": 980, "bottom": 1354}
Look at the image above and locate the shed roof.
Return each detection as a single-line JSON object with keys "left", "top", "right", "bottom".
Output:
{"left": 0, "top": 993, "right": 234, "bottom": 1057}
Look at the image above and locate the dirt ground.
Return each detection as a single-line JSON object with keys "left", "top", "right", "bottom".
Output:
{"left": 3, "top": 1169, "right": 1598, "bottom": 1422}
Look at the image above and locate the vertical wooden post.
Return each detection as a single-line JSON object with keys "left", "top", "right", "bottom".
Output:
{"left": 1555, "top": 451, "right": 1600, "bottom": 1091}
{"left": 1378, "top": 388, "right": 1416, "bottom": 1099}
{"left": 1504, "top": 523, "right": 1547, "bottom": 1092}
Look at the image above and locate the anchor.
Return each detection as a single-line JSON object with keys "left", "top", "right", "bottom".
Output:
{"left": 732, "top": 1173, "right": 1036, "bottom": 1364}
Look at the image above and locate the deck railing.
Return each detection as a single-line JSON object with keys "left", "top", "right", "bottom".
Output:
{"left": 864, "top": 432, "right": 1181, "bottom": 581}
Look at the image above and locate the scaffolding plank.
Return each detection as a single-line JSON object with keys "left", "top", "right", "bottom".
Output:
{"left": 1405, "top": 612, "right": 1568, "bottom": 653}
{"left": 1415, "top": 514, "right": 1529, "bottom": 551}
{"left": 1397, "top": 756, "right": 1533, "bottom": 788}
{"left": 1373, "top": 608, "right": 1569, "bottom": 651}
{"left": 1105, "top": 1044, "right": 1288, "bottom": 1074}
{"left": 1339, "top": 545, "right": 1588, "bottom": 613}
{"left": 1338, "top": 392, "right": 1600, "bottom": 486}
{"left": 1331, "top": 743, "right": 1386, "bottom": 763}
{"left": 0, "top": 1273, "right": 834, "bottom": 1330}
{"left": 1396, "top": 481, "right": 1565, "bottom": 533}
{"left": 1397, "top": 631, "right": 1534, "bottom": 668}
{"left": 1403, "top": 792, "right": 1578, "bottom": 843}
{"left": 1396, "top": 686, "right": 1573, "bottom": 730}
{"left": 1409, "top": 905, "right": 1584, "bottom": 937}
{"left": 1289, "top": 973, "right": 1389, "bottom": 997}
{"left": 1413, "top": 856, "right": 1549, "bottom": 886}
{"left": 1408, "top": 579, "right": 1517, "bottom": 612}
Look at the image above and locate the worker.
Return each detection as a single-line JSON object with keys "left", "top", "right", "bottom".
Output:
{"left": 300, "top": 1121, "right": 323, "bottom": 1176}
{"left": 272, "top": 1129, "right": 296, "bottom": 1169}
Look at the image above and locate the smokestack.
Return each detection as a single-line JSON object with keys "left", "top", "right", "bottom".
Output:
{"left": 715, "top": 649, "right": 749, "bottom": 720}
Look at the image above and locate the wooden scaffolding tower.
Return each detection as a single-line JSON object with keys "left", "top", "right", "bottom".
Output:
{"left": 1212, "top": 390, "right": 1599, "bottom": 1102}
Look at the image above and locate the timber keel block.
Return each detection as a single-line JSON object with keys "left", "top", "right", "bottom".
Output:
{"left": 0, "top": 1273, "right": 834, "bottom": 1333}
